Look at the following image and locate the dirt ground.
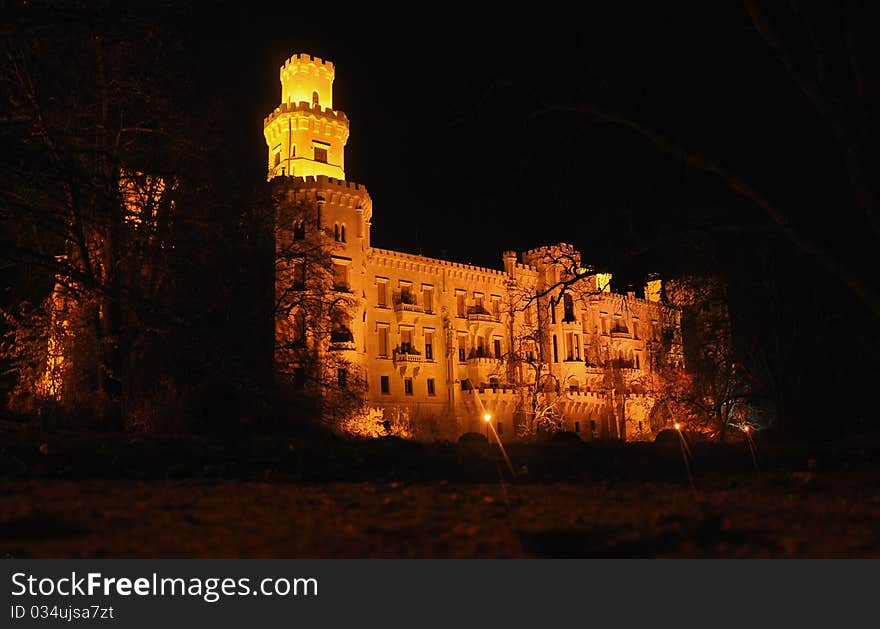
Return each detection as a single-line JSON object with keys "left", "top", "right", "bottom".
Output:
{"left": 2, "top": 470, "right": 879, "bottom": 558}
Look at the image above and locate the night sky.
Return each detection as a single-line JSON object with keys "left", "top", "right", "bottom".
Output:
{"left": 188, "top": 2, "right": 831, "bottom": 282}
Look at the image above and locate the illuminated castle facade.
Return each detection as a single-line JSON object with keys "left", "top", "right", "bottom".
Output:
{"left": 265, "top": 54, "right": 683, "bottom": 441}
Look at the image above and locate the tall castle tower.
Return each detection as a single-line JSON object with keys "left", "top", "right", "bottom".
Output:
{"left": 263, "top": 54, "right": 350, "bottom": 180}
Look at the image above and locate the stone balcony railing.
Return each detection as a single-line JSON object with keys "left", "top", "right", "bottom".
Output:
{"left": 329, "top": 341, "right": 356, "bottom": 351}
{"left": 392, "top": 346, "right": 422, "bottom": 363}
{"left": 466, "top": 355, "right": 501, "bottom": 367}
{"left": 392, "top": 291, "right": 425, "bottom": 313}
{"left": 467, "top": 306, "right": 500, "bottom": 323}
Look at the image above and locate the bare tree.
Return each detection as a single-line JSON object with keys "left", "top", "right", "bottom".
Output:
{"left": 492, "top": 245, "right": 682, "bottom": 441}
{"left": 272, "top": 192, "right": 366, "bottom": 429}
{"left": 529, "top": 2, "right": 879, "bottom": 321}
{"left": 0, "top": 5, "right": 252, "bottom": 430}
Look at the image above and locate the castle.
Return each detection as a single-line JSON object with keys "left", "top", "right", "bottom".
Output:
{"left": 265, "top": 54, "right": 684, "bottom": 442}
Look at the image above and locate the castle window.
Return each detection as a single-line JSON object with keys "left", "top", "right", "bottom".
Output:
{"left": 274, "top": 152, "right": 281, "bottom": 167}
{"left": 314, "top": 145, "right": 328, "bottom": 163}
{"left": 497, "top": 422, "right": 503, "bottom": 437}
{"left": 424, "top": 330, "right": 434, "bottom": 360}
{"left": 292, "top": 367, "right": 307, "bottom": 390}
{"left": 552, "top": 335, "right": 559, "bottom": 363}
{"left": 427, "top": 378, "right": 436, "bottom": 396}
{"left": 377, "top": 325, "right": 389, "bottom": 357}
{"left": 398, "top": 282, "right": 413, "bottom": 305}
{"left": 377, "top": 279, "right": 388, "bottom": 307}
{"left": 455, "top": 290, "right": 466, "bottom": 317}
{"left": 312, "top": 91, "right": 319, "bottom": 107}
{"left": 333, "top": 224, "right": 340, "bottom": 241}
{"left": 473, "top": 293, "right": 484, "bottom": 312}
{"left": 457, "top": 334, "right": 467, "bottom": 362}
{"left": 293, "top": 310, "right": 306, "bottom": 346}
{"left": 292, "top": 257, "right": 306, "bottom": 290}
{"left": 293, "top": 220, "right": 305, "bottom": 241}
{"left": 332, "top": 262, "right": 349, "bottom": 291}
{"left": 422, "top": 285, "right": 433, "bottom": 313}
{"left": 404, "top": 378, "right": 413, "bottom": 396}
{"left": 491, "top": 295, "right": 501, "bottom": 318}
{"left": 493, "top": 338, "right": 502, "bottom": 359}
{"left": 400, "top": 327, "right": 414, "bottom": 354}
{"left": 380, "top": 375, "right": 390, "bottom": 394}
{"left": 340, "top": 224, "right": 346, "bottom": 243}
{"left": 550, "top": 302, "right": 557, "bottom": 324}
{"left": 563, "top": 294, "right": 575, "bottom": 322}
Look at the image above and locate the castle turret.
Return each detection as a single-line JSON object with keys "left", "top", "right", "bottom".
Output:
{"left": 263, "top": 54, "right": 350, "bottom": 180}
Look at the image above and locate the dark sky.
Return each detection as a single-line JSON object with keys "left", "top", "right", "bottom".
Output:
{"left": 184, "top": 2, "right": 862, "bottom": 284}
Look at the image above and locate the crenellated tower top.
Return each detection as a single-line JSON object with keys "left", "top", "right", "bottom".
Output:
{"left": 264, "top": 53, "right": 349, "bottom": 180}
{"left": 280, "top": 54, "right": 336, "bottom": 109}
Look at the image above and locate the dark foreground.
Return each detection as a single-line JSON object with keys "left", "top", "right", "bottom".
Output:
{"left": 2, "top": 472, "right": 879, "bottom": 557}
{"left": 1, "top": 423, "right": 879, "bottom": 557}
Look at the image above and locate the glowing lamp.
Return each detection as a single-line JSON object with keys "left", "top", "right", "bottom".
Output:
{"left": 744, "top": 425, "right": 751, "bottom": 433}
{"left": 483, "top": 413, "right": 492, "bottom": 423}
{"left": 674, "top": 422, "right": 681, "bottom": 431}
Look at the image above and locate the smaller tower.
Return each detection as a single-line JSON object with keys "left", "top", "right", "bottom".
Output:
{"left": 645, "top": 275, "right": 662, "bottom": 302}
{"left": 263, "top": 54, "right": 350, "bottom": 180}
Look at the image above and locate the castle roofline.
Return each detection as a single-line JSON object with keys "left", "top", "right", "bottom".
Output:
{"left": 369, "top": 247, "right": 536, "bottom": 279}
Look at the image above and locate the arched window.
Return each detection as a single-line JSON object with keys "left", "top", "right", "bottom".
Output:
{"left": 293, "top": 310, "right": 306, "bottom": 346}
{"left": 333, "top": 224, "right": 340, "bottom": 241}
{"left": 293, "top": 220, "right": 305, "bottom": 241}
{"left": 312, "top": 91, "right": 319, "bottom": 107}
{"left": 340, "top": 224, "right": 346, "bottom": 243}
{"left": 563, "top": 294, "right": 575, "bottom": 321}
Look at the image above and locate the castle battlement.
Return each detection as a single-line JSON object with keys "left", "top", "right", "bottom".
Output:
{"left": 369, "top": 247, "right": 509, "bottom": 283}
{"left": 264, "top": 101, "right": 350, "bottom": 126}
{"left": 276, "top": 174, "right": 366, "bottom": 192}
{"left": 522, "top": 242, "right": 578, "bottom": 261}
{"left": 281, "top": 53, "right": 335, "bottom": 77}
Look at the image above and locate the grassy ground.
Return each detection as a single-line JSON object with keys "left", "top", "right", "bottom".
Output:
{"left": 1, "top": 420, "right": 879, "bottom": 557}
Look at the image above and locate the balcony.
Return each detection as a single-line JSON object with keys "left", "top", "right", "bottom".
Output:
{"left": 607, "top": 358, "right": 638, "bottom": 370}
{"left": 610, "top": 324, "right": 631, "bottom": 339}
{"left": 467, "top": 348, "right": 501, "bottom": 366}
{"left": 393, "top": 291, "right": 424, "bottom": 313}
{"left": 392, "top": 345, "right": 422, "bottom": 363}
{"left": 329, "top": 329, "right": 355, "bottom": 351}
{"left": 467, "top": 305, "right": 499, "bottom": 323}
